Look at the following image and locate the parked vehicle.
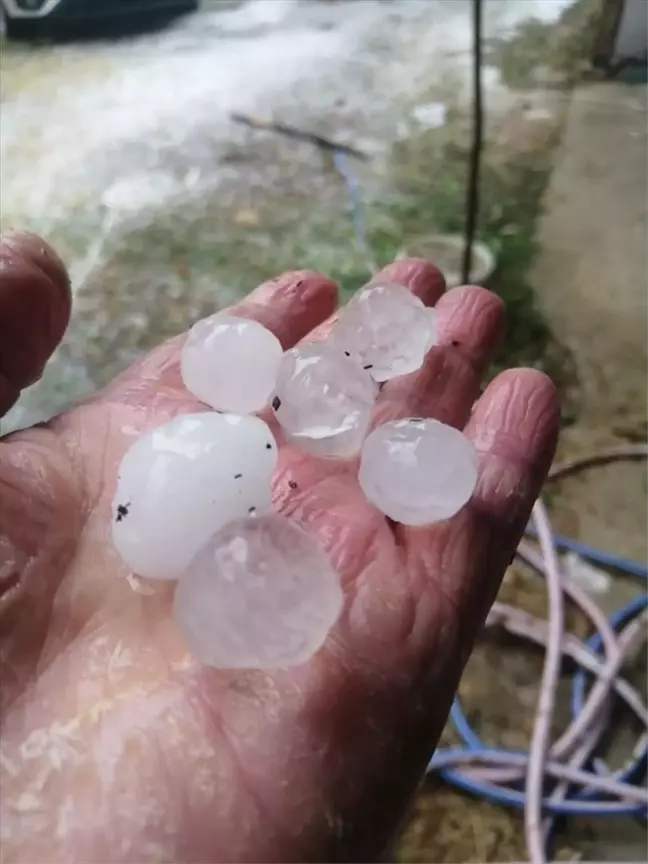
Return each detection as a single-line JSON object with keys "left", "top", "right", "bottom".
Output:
{"left": 1, "top": 0, "right": 199, "bottom": 41}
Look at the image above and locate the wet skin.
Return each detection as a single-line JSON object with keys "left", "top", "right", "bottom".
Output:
{"left": 0, "top": 232, "right": 558, "bottom": 863}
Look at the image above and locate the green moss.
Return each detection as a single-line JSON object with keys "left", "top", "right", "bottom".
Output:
{"left": 488, "top": 18, "right": 556, "bottom": 90}
{"left": 487, "top": 0, "right": 604, "bottom": 90}
{"left": 87, "top": 129, "right": 562, "bottom": 382}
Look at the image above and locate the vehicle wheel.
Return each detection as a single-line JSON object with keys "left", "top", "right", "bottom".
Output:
{"left": 3, "top": 13, "right": 38, "bottom": 42}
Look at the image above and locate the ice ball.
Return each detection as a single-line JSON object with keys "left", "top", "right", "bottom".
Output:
{"left": 272, "top": 342, "right": 377, "bottom": 458}
{"left": 358, "top": 418, "right": 478, "bottom": 525}
{"left": 173, "top": 513, "right": 343, "bottom": 669}
{"left": 181, "top": 314, "right": 283, "bottom": 414}
{"left": 111, "top": 413, "right": 278, "bottom": 580}
{"left": 330, "top": 282, "right": 437, "bottom": 382}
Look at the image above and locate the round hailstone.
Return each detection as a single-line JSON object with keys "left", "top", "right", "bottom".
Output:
{"left": 111, "top": 413, "right": 278, "bottom": 580}
{"left": 173, "top": 513, "right": 344, "bottom": 669}
{"left": 330, "top": 282, "right": 437, "bottom": 382}
{"left": 358, "top": 418, "right": 478, "bottom": 525}
{"left": 272, "top": 342, "right": 377, "bottom": 458}
{"left": 181, "top": 314, "right": 283, "bottom": 414}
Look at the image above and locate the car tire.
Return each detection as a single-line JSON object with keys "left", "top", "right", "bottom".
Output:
{"left": 3, "top": 12, "right": 39, "bottom": 42}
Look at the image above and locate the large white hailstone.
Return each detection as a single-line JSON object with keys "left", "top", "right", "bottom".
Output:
{"left": 271, "top": 342, "right": 377, "bottom": 458}
{"left": 181, "top": 314, "right": 283, "bottom": 414}
{"left": 330, "top": 282, "right": 437, "bottom": 382}
{"left": 358, "top": 418, "right": 478, "bottom": 525}
{"left": 111, "top": 413, "right": 278, "bottom": 580}
{"left": 173, "top": 513, "right": 344, "bottom": 669}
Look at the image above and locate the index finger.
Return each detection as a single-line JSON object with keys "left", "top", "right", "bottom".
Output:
{"left": 102, "top": 270, "right": 339, "bottom": 405}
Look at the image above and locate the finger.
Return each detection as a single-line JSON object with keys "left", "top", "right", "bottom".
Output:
{"left": 401, "top": 368, "right": 559, "bottom": 622}
{"left": 0, "top": 231, "right": 71, "bottom": 417}
{"left": 377, "top": 257, "right": 446, "bottom": 306}
{"left": 104, "top": 270, "right": 338, "bottom": 403}
{"left": 306, "top": 257, "right": 446, "bottom": 343}
{"left": 465, "top": 367, "right": 560, "bottom": 537}
{"left": 375, "top": 284, "right": 505, "bottom": 427}
{"left": 233, "top": 269, "right": 339, "bottom": 349}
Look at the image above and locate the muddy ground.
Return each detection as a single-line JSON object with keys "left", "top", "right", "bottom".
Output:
{"left": 1, "top": 1, "right": 646, "bottom": 861}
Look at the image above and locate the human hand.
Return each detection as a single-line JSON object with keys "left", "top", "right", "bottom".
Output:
{"left": 0, "top": 231, "right": 559, "bottom": 863}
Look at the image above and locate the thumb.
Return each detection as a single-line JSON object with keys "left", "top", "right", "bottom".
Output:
{"left": 0, "top": 231, "right": 72, "bottom": 417}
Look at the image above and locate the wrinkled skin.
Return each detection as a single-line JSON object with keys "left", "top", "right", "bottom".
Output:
{"left": 0, "top": 231, "right": 559, "bottom": 863}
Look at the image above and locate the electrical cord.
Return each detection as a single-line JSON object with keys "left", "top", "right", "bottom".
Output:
{"left": 461, "top": 0, "right": 483, "bottom": 285}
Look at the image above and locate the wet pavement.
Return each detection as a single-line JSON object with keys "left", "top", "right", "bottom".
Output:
{"left": 1, "top": 0, "right": 573, "bottom": 432}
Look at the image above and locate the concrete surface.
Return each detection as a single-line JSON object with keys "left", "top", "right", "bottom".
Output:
{"left": 531, "top": 82, "right": 647, "bottom": 858}
{"left": 531, "top": 80, "right": 647, "bottom": 569}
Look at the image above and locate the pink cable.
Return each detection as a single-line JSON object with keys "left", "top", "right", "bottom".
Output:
{"left": 462, "top": 610, "right": 647, "bottom": 795}
{"left": 520, "top": 542, "right": 622, "bottom": 760}
{"left": 505, "top": 544, "right": 624, "bottom": 768}
{"left": 524, "top": 498, "right": 565, "bottom": 864}
{"left": 483, "top": 604, "right": 647, "bottom": 722}
{"left": 429, "top": 438, "right": 648, "bottom": 859}
{"left": 429, "top": 750, "right": 648, "bottom": 803}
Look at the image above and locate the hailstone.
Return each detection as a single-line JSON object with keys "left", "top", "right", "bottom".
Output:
{"left": 173, "top": 513, "right": 344, "bottom": 669}
{"left": 272, "top": 342, "right": 377, "bottom": 458}
{"left": 111, "top": 412, "right": 278, "bottom": 580}
{"left": 181, "top": 314, "right": 283, "bottom": 414}
{"left": 358, "top": 418, "right": 478, "bottom": 525}
{"left": 330, "top": 282, "right": 437, "bottom": 382}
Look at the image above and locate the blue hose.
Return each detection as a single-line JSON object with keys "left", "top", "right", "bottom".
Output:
{"left": 525, "top": 527, "right": 648, "bottom": 580}
{"left": 429, "top": 585, "right": 648, "bottom": 819}
{"left": 571, "top": 592, "right": 648, "bottom": 814}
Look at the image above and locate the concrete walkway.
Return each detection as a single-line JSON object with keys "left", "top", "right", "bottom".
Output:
{"left": 533, "top": 81, "right": 647, "bottom": 563}
{"left": 531, "top": 81, "right": 647, "bottom": 859}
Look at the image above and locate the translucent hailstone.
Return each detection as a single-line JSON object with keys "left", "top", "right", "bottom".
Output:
{"left": 181, "top": 314, "right": 283, "bottom": 414}
{"left": 173, "top": 513, "right": 344, "bottom": 669}
{"left": 330, "top": 282, "right": 437, "bottom": 382}
{"left": 272, "top": 342, "right": 377, "bottom": 458}
{"left": 111, "top": 413, "right": 278, "bottom": 580}
{"left": 358, "top": 418, "right": 478, "bottom": 526}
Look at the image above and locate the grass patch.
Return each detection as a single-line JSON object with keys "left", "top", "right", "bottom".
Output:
{"left": 89, "top": 125, "right": 565, "bottom": 384}
{"left": 487, "top": 0, "right": 605, "bottom": 89}
{"left": 233, "top": 126, "right": 567, "bottom": 379}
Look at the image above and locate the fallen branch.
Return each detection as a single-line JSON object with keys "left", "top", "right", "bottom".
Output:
{"left": 230, "top": 113, "right": 369, "bottom": 161}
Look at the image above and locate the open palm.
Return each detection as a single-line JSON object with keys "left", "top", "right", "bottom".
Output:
{"left": 0, "top": 233, "right": 559, "bottom": 863}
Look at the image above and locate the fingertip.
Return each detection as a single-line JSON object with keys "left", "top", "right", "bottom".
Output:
{"left": 376, "top": 284, "right": 506, "bottom": 429}
{"left": 470, "top": 367, "right": 560, "bottom": 456}
{"left": 375, "top": 257, "right": 446, "bottom": 307}
{"left": 435, "top": 285, "right": 505, "bottom": 367}
{"left": 465, "top": 368, "right": 560, "bottom": 527}
{"left": 0, "top": 232, "right": 72, "bottom": 407}
{"left": 1, "top": 231, "right": 71, "bottom": 310}
{"left": 237, "top": 269, "right": 339, "bottom": 348}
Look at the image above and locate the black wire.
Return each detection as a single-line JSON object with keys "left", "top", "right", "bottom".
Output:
{"left": 461, "top": 0, "right": 484, "bottom": 285}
